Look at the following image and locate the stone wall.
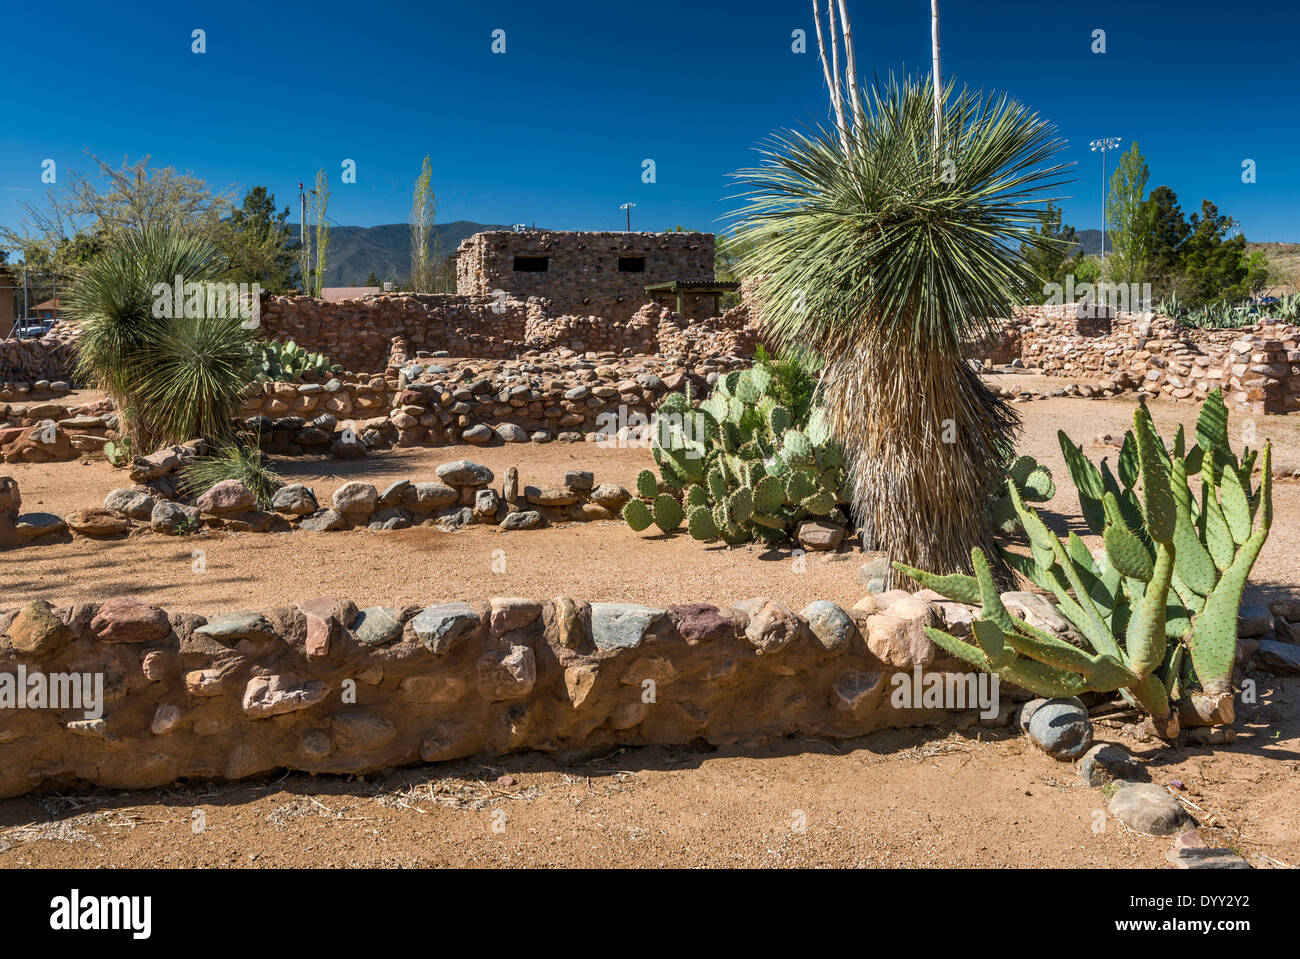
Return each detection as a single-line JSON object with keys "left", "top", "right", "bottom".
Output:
{"left": 0, "top": 325, "right": 80, "bottom": 392}
{"left": 972, "top": 305, "right": 1300, "bottom": 414}
{"left": 456, "top": 230, "right": 716, "bottom": 322}
{"left": 0, "top": 588, "right": 993, "bottom": 798}
{"left": 257, "top": 293, "right": 759, "bottom": 375}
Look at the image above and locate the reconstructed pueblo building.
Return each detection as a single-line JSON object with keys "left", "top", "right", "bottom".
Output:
{"left": 455, "top": 230, "right": 734, "bottom": 323}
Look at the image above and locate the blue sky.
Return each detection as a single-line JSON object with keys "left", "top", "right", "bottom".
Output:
{"left": 3, "top": 0, "right": 1297, "bottom": 242}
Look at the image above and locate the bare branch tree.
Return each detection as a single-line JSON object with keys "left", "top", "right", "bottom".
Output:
{"left": 812, "top": 1, "right": 852, "bottom": 160}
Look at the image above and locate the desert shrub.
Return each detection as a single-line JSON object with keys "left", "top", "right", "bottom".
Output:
{"left": 180, "top": 438, "right": 283, "bottom": 509}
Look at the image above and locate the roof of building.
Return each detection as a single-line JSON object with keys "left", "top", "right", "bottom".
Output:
{"left": 644, "top": 281, "right": 740, "bottom": 293}
{"left": 320, "top": 287, "right": 381, "bottom": 303}
{"left": 34, "top": 297, "right": 63, "bottom": 310}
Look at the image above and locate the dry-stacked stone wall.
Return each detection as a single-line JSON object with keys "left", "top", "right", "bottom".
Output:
{"left": 257, "top": 294, "right": 760, "bottom": 374}
{"left": 0, "top": 326, "right": 81, "bottom": 393}
{"left": 0, "top": 398, "right": 119, "bottom": 462}
{"left": 972, "top": 305, "right": 1300, "bottom": 414}
{"left": 0, "top": 587, "right": 1003, "bottom": 798}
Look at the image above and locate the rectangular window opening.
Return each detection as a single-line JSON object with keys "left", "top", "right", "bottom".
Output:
{"left": 618, "top": 256, "right": 646, "bottom": 273}
{"left": 513, "top": 255, "right": 549, "bottom": 272}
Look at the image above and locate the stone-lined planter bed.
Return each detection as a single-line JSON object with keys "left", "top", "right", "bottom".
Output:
{"left": 0, "top": 398, "right": 119, "bottom": 462}
{"left": 0, "top": 460, "right": 639, "bottom": 546}
{"left": 0, "top": 589, "right": 999, "bottom": 798}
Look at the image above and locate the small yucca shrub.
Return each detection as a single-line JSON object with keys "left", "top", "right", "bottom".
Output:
{"left": 180, "top": 439, "right": 283, "bottom": 509}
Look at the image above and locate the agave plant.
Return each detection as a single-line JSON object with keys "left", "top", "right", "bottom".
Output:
{"left": 67, "top": 227, "right": 256, "bottom": 451}
{"left": 733, "top": 70, "right": 1069, "bottom": 585}
{"left": 897, "top": 392, "right": 1272, "bottom": 737}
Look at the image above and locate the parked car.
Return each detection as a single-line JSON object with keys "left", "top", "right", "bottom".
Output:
{"left": 11, "top": 317, "right": 55, "bottom": 339}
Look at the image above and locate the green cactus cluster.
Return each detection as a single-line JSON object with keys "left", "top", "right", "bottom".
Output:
{"left": 620, "top": 365, "right": 848, "bottom": 542}
{"left": 896, "top": 390, "right": 1272, "bottom": 736}
{"left": 255, "top": 340, "right": 342, "bottom": 383}
{"left": 991, "top": 454, "right": 1055, "bottom": 533}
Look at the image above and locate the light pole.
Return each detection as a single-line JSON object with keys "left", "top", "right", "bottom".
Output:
{"left": 1089, "top": 137, "right": 1121, "bottom": 273}
{"left": 620, "top": 202, "right": 636, "bottom": 232}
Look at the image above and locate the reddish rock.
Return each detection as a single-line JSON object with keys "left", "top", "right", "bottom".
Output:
{"left": 90, "top": 598, "right": 171, "bottom": 643}
{"left": 196, "top": 479, "right": 257, "bottom": 515}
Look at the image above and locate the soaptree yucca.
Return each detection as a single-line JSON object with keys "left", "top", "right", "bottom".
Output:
{"left": 733, "top": 10, "right": 1068, "bottom": 584}
{"left": 69, "top": 227, "right": 256, "bottom": 451}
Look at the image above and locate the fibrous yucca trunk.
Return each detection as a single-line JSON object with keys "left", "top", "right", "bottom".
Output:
{"left": 822, "top": 340, "right": 1018, "bottom": 588}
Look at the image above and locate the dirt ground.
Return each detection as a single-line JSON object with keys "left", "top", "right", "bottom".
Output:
{"left": 3, "top": 388, "right": 1299, "bottom": 868}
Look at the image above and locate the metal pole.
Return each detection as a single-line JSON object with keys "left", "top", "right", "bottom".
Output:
{"left": 1100, "top": 148, "right": 1107, "bottom": 273}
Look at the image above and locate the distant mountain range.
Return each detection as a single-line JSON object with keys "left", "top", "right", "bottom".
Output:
{"left": 290, "top": 220, "right": 509, "bottom": 287}
{"left": 1074, "top": 229, "right": 1111, "bottom": 256}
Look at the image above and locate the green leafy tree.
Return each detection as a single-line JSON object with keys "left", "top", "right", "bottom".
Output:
{"left": 217, "top": 187, "right": 294, "bottom": 293}
{"left": 310, "top": 169, "right": 330, "bottom": 296}
{"left": 1105, "top": 141, "right": 1153, "bottom": 285}
{"left": 1144, "top": 185, "right": 1191, "bottom": 295}
{"left": 1019, "top": 201, "right": 1083, "bottom": 299}
{"left": 1180, "top": 201, "right": 1248, "bottom": 306}
{"left": 409, "top": 156, "right": 438, "bottom": 293}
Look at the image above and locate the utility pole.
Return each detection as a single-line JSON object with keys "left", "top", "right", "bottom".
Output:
{"left": 1089, "top": 137, "right": 1121, "bottom": 273}
{"left": 620, "top": 202, "right": 635, "bottom": 232}
{"left": 299, "top": 182, "right": 309, "bottom": 291}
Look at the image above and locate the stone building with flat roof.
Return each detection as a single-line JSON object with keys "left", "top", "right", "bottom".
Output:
{"left": 455, "top": 229, "right": 729, "bottom": 322}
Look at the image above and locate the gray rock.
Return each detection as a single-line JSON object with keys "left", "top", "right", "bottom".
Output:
{"left": 563, "top": 469, "right": 595, "bottom": 491}
{"left": 1255, "top": 639, "right": 1300, "bottom": 673}
{"left": 331, "top": 436, "right": 367, "bottom": 459}
{"left": 500, "top": 510, "right": 543, "bottom": 530}
{"left": 436, "top": 459, "right": 495, "bottom": 486}
{"left": 590, "top": 602, "right": 665, "bottom": 651}
{"left": 411, "top": 603, "right": 481, "bottom": 654}
{"left": 369, "top": 507, "right": 412, "bottom": 531}
{"left": 300, "top": 508, "right": 347, "bottom": 532}
{"left": 1238, "top": 604, "right": 1274, "bottom": 638}
{"left": 530, "top": 430, "right": 551, "bottom": 443}
{"left": 462, "top": 424, "right": 494, "bottom": 444}
{"left": 1108, "top": 782, "right": 1195, "bottom": 836}
{"left": 588, "top": 483, "right": 630, "bottom": 510}
{"left": 1078, "top": 742, "right": 1144, "bottom": 786}
{"left": 271, "top": 483, "right": 318, "bottom": 516}
{"left": 1026, "top": 697, "right": 1093, "bottom": 760}
{"left": 495, "top": 422, "right": 529, "bottom": 443}
{"left": 474, "top": 488, "right": 500, "bottom": 518}
{"left": 404, "top": 481, "right": 459, "bottom": 511}
{"left": 195, "top": 611, "right": 277, "bottom": 643}
{"left": 353, "top": 606, "right": 403, "bottom": 646}
{"left": 104, "top": 488, "right": 156, "bottom": 519}
{"left": 441, "top": 506, "right": 477, "bottom": 528}
{"left": 332, "top": 481, "right": 378, "bottom": 519}
{"left": 150, "top": 500, "right": 200, "bottom": 534}
{"left": 15, "top": 513, "right": 67, "bottom": 539}
{"left": 378, "top": 480, "right": 411, "bottom": 506}
{"left": 800, "top": 600, "right": 855, "bottom": 652}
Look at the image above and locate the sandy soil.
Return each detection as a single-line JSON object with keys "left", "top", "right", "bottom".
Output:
{"left": 3, "top": 390, "right": 1299, "bottom": 869}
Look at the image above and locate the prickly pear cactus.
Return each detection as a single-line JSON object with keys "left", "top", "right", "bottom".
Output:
{"left": 621, "top": 361, "right": 850, "bottom": 544}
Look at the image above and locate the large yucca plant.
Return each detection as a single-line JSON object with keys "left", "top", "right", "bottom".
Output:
{"left": 67, "top": 227, "right": 255, "bottom": 450}
{"left": 734, "top": 60, "right": 1068, "bottom": 585}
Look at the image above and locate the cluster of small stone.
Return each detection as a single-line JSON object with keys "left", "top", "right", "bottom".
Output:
{"left": 0, "top": 397, "right": 119, "bottom": 463}
{"left": 0, "top": 459, "right": 635, "bottom": 545}
{"left": 387, "top": 353, "right": 745, "bottom": 447}
{"left": 0, "top": 587, "right": 1009, "bottom": 798}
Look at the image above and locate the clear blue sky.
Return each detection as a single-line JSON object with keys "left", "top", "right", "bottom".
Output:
{"left": 3, "top": 0, "right": 1297, "bottom": 241}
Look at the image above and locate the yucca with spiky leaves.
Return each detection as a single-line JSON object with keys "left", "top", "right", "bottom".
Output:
{"left": 732, "top": 71, "right": 1069, "bottom": 584}
{"left": 67, "top": 227, "right": 256, "bottom": 451}
{"left": 180, "top": 436, "right": 284, "bottom": 509}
